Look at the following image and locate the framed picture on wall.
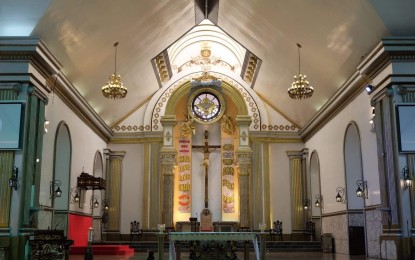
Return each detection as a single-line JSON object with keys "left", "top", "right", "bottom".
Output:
{"left": 396, "top": 104, "right": 415, "bottom": 153}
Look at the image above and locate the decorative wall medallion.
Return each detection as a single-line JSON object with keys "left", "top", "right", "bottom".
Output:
{"left": 241, "top": 131, "right": 247, "bottom": 141}
{"left": 165, "top": 131, "right": 172, "bottom": 142}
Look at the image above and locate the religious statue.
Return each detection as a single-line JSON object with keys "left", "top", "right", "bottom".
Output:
{"left": 192, "top": 130, "right": 220, "bottom": 209}
{"left": 221, "top": 115, "right": 234, "bottom": 134}
{"left": 179, "top": 114, "right": 195, "bottom": 137}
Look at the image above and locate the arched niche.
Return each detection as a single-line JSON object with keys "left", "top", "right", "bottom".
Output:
{"left": 53, "top": 122, "right": 71, "bottom": 210}
{"left": 344, "top": 122, "right": 364, "bottom": 210}
{"left": 310, "top": 150, "right": 321, "bottom": 217}
{"left": 93, "top": 151, "right": 104, "bottom": 178}
{"left": 92, "top": 150, "right": 104, "bottom": 217}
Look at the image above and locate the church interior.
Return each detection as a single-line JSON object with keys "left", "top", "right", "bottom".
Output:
{"left": 1, "top": 0, "right": 415, "bottom": 259}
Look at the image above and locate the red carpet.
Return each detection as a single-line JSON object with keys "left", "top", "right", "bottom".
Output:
{"left": 70, "top": 245, "right": 135, "bottom": 255}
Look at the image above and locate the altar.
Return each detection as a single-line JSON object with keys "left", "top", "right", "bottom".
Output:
{"left": 167, "top": 232, "right": 265, "bottom": 260}
{"left": 175, "top": 221, "right": 200, "bottom": 232}
{"left": 212, "top": 221, "right": 238, "bottom": 232}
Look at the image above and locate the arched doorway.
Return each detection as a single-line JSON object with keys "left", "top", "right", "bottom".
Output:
{"left": 52, "top": 122, "right": 72, "bottom": 233}
{"left": 344, "top": 122, "right": 366, "bottom": 255}
{"left": 310, "top": 150, "right": 322, "bottom": 239}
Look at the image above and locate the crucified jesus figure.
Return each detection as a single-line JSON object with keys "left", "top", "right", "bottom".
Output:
{"left": 192, "top": 130, "right": 220, "bottom": 209}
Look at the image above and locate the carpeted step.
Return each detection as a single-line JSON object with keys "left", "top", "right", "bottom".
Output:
{"left": 70, "top": 245, "right": 135, "bottom": 255}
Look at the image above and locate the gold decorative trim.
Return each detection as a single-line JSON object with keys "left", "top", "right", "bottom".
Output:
{"left": 221, "top": 115, "right": 235, "bottom": 134}
{"left": 114, "top": 125, "right": 148, "bottom": 132}
{"left": 257, "top": 92, "right": 301, "bottom": 130}
{"left": 178, "top": 115, "right": 195, "bottom": 136}
{"left": 251, "top": 137, "right": 302, "bottom": 143}
{"left": 111, "top": 94, "right": 154, "bottom": 129}
{"left": 109, "top": 137, "right": 163, "bottom": 144}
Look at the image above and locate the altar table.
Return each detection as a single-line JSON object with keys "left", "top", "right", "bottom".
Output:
{"left": 168, "top": 232, "right": 263, "bottom": 260}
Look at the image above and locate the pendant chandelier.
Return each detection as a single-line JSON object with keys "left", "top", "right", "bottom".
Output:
{"left": 288, "top": 43, "right": 314, "bottom": 100}
{"left": 102, "top": 42, "right": 127, "bottom": 99}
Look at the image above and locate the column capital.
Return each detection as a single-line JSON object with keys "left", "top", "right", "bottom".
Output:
{"left": 160, "top": 149, "right": 177, "bottom": 166}
{"left": 103, "top": 149, "right": 126, "bottom": 159}
{"left": 235, "top": 115, "right": 252, "bottom": 126}
{"left": 160, "top": 115, "right": 177, "bottom": 126}
{"left": 286, "top": 150, "right": 303, "bottom": 159}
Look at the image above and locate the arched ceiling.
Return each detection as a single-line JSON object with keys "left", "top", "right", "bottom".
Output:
{"left": 1, "top": 0, "right": 414, "bottom": 128}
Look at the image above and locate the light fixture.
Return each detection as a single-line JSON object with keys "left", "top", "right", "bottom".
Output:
{"left": 102, "top": 42, "right": 127, "bottom": 99}
{"left": 402, "top": 166, "right": 413, "bottom": 189}
{"left": 369, "top": 107, "right": 375, "bottom": 133}
{"left": 356, "top": 180, "right": 368, "bottom": 199}
{"left": 365, "top": 85, "right": 374, "bottom": 94}
{"left": 314, "top": 194, "right": 323, "bottom": 208}
{"left": 91, "top": 195, "right": 100, "bottom": 209}
{"left": 70, "top": 187, "right": 81, "bottom": 205}
{"left": 303, "top": 199, "right": 310, "bottom": 210}
{"left": 8, "top": 166, "right": 18, "bottom": 190}
{"left": 50, "top": 180, "right": 62, "bottom": 199}
{"left": 288, "top": 43, "right": 314, "bottom": 100}
{"left": 336, "top": 187, "right": 346, "bottom": 204}
{"left": 103, "top": 201, "right": 109, "bottom": 211}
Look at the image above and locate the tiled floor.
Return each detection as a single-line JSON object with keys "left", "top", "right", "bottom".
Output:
{"left": 69, "top": 252, "right": 378, "bottom": 260}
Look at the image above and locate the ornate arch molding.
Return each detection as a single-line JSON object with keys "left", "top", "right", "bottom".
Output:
{"left": 310, "top": 150, "right": 320, "bottom": 171}
{"left": 144, "top": 71, "right": 265, "bottom": 131}
{"left": 164, "top": 80, "right": 248, "bottom": 115}
{"left": 93, "top": 150, "right": 104, "bottom": 178}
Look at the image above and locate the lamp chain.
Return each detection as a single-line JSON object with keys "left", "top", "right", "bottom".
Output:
{"left": 297, "top": 43, "right": 301, "bottom": 75}
{"left": 114, "top": 42, "right": 119, "bottom": 75}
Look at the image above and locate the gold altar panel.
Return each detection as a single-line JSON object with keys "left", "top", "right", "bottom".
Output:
{"left": 291, "top": 158, "right": 304, "bottom": 230}
{"left": 108, "top": 159, "right": 121, "bottom": 230}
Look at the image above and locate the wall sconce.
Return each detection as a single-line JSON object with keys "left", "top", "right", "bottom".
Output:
{"left": 402, "top": 166, "right": 413, "bottom": 189}
{"left": 44, "top": 119, "right": 50, "bottom": 133}
{"left": 356, "top": 180, "right": 368, "bottom": 199}
{"left": 70, "top": 187, "right": 81, "bottom": 205}
{"left": 50, "top": 180, "right": 62, "bottom": 199}
{"left": 303, "top": 199, "right": 310, "bottom": 210}
{"left": 369, "top": 108, "right": 375, "bottom": 133}
{"left": 8, "top": 166, "right": 18, "bottom": 190}
{"left": 91, "top": 195, "right": 100, "bottom": 209}
{"left": 103, "top": 201, "right": 109, "bottom": 211}
{"left": 336, "top": 187, "right": 346, "bottom": 204}
{"left": 314, "top": 194, "right": 323, "bottom": 208}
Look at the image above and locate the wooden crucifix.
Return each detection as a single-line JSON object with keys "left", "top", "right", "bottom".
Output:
{"left": 192, "top": 130, "right": 221, "bottom": 209}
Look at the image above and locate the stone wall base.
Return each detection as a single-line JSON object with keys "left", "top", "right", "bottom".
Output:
{"left": 380, "top": 236, "right": 413, "bottom": 260}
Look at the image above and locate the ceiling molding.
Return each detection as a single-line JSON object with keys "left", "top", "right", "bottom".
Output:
{"left": 300, "top": 37, "right": 415, "bottom": 142}
{"left": 54, "top": 75, "right": 113, "bottom": 142}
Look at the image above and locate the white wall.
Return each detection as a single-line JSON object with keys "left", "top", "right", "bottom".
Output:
{"left": 305, "top": 91, "right": 380, "bottom": 214}
{"left": 41, "top": 94, "right": 107, "bottom": 214}
{"left": 269, "top": 142, "right": 304, "bottom": 233}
